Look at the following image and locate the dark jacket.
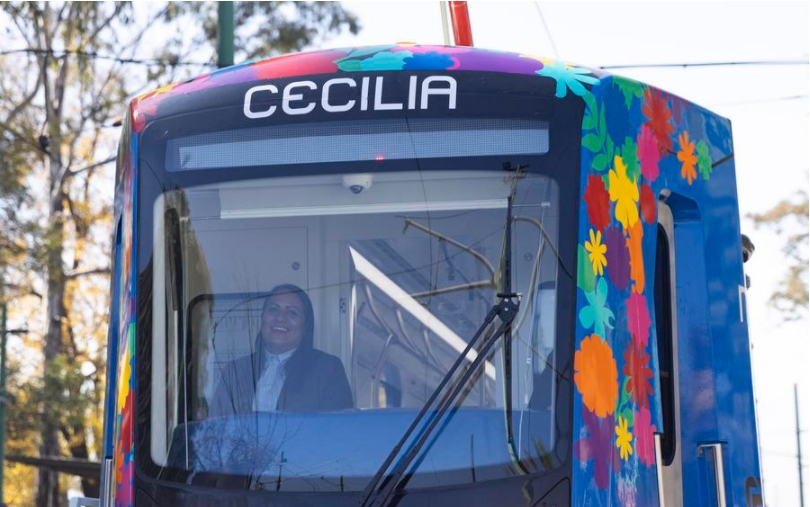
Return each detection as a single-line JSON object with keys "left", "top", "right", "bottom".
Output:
{"left": 209, "top": 346, "right": 353, "bottom": 416}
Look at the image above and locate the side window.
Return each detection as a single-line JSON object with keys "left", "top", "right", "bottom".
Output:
{"left": 654, "top": 223, "right": 676, "bottom": 464}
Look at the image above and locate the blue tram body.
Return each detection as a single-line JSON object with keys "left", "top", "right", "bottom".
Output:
{"left": 97, "top": 45, "right": 761, "bottom": 507}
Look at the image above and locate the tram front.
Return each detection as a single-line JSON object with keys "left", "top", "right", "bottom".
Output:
{"left": 124, "top": 47, "right": 586, "bottom": 507}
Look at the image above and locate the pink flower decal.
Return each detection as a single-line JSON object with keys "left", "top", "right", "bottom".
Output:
{"left": 626, "top": 292, "right": 651, "bottom": 348}
{"left": 634, "top": 407, "right": 657, "bottom": 466}
{"left": 253, "top": 49, "right": 346, "bottom": 79}
{"left": 637, "top": 125, "right": 660, "bottom": 181}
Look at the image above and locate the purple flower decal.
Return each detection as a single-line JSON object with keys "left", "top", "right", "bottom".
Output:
{"left": 605, "top": 226, "right": 630, "bottom": 291}
{"left": 454, "top": 51, "right": 545, "bottom": 74}
{"left": 575, "top": 407, "right": 621, "bottom": 489}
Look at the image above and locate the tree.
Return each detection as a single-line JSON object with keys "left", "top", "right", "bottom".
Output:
{"left": 749, "top": 188, "right": 809, "bottom": 321}
{"left": 0, "top": 2, "right": 359, "bottom": 506}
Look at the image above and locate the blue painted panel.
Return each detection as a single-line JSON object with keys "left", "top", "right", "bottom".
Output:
{"left": 572, "top": 74, "right": 760, "bottom": 505}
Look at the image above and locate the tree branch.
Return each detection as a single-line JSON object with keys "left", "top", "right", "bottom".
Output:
{"left": 65, "top": 268, "right": 110, "bottom": 280}
{"left": 64, "top": 156, "right": 116, "bottom": 179}
{"left": 0, "top": 283, "right": 44, "bottom": 300}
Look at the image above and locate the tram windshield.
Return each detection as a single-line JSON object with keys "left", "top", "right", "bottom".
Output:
{"left": 141, "top": 117, "right": 572, "bottom": 492}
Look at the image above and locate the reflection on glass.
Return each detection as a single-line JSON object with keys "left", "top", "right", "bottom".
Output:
{"left": 149, "top": 169, "right": 564, "bottom": 491}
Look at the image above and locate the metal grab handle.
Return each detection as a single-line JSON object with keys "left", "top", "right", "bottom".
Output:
{"left": 654, "top": 433, "right": 666, "bottom": 507}
{"left": 698, "top": 443, "right": 728, "bottom": 507}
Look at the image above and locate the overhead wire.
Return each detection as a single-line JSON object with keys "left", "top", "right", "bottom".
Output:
{"left": 0, "top": 47, "right": 216, "bottom": 68}
{"left": 600, "top": 59, "right": 809, "bottom": 70}
{"left": 533, "top": 2, "right": 559, "bottom": 59}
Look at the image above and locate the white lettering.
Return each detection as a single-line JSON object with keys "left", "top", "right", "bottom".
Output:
{"left": 421, "top": 76, "right": 457, "bottom": 110}
{"left": 360, "top": 77, "right": 370, "bottom": 111}
{"left": 408, "top": 75, "right": 417, "bottom": 110}
{"left": 322, "top": 78, "right": 357, "bottom": 113}
{"left": 243, "top": 84, "right": 278, "bottom": 119}
{"left": 243, "top": 75, "right": 458, "bottom": 119}
{"left": 374, "top": 76, "right": 403, "bottom": 110}
{"left": 282, "top": 81, "right": 316, "bottom": 115}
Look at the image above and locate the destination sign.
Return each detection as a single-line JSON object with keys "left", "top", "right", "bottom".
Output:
{"left": 243, "top": 75, "right": 457, "bottom": 119}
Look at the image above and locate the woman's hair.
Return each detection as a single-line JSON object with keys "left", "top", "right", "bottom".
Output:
{"left": 262, "top": 283, "right": 315, "bottom": 350}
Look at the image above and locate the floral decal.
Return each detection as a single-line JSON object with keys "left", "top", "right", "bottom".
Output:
{"left": 626, "top": 292, "right": 651, "bottom": 347}
{"left": 585, "top": 229, "right": 608, "bottom": 276}
{"left": 574, "top": 334, "right": 619, "bottom": 418}
{"left": 605, "top": 226, "right": 631, "bottom": 291}
{"left": 530, "top": 58, "right": 600, "bottom": 98}
{"left": 637, "top": 125, "right": 661, "bottom": 182}
{"left": 626, "top": 221, "right": 646, "bottom": 293}
{"left": 697, "top": 140, "right": 713, "bottom": 180}
{"left": 615, "top": 416, "right": 633, "bottom": 461}
{"left": 623, "top": 339, "right": 654, "bottom": 408}
{"left": 634, "top": 407, "right": 657, "bottom": 466}
{"left": 584, "top": 174, "right": 612, "bottom": 232}
{"left": 608, "top": 156, "right": 640, "bottom": 230}
{"left": 575, "top": 70, "right": 729, "bottom": 502}
{"left": 642, "top": 88, "right": 674, "bottom": 155}
{"left": 677, "top": 131, "right": 698, "bottom": 185}
{"left": 575, "top": 407, "right": 621, "bottom": 489}
{"left": 579, "top": 278, "right": 616, "bottom": 337}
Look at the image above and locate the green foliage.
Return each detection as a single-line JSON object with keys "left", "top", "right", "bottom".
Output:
{"left": 0, "top": 2, "right": 360, "bottom": 504}
{"left": 148, "top": 2, "right": 360, "bottom": 82}
{"left": 749, "top": 189, "right": 809, "bottom": 321}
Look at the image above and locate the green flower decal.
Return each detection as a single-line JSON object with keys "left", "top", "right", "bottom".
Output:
{"left": 536, "top": 60, "right": 599, "bottom": 98}
{"left": 697, "top": 140, "right": 713, "bottom": 180}
{"left": 621, "top": 137, "right": 641, "bottom": 183}
{"left": 578, "top": 244, "right": 596, "bottom": 294}
{"left": 614, "top": 77, "right": 645, "bottom": 109}
{"left": 579, "top": 277, "right": 616, "bottom": 337}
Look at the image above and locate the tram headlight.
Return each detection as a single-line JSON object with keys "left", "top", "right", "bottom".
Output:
{"left": 342, "top": 173, "right": 373, "bottom": 194}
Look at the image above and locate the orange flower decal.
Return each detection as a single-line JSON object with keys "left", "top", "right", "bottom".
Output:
{"left": 626, "top": 220, "right": 645, "bottom": 293}
{"left": 677, "top": 131, "right": 697, "bottom": 185}
{"left": 574, "top": 334, "right": 619, "bottom": 417}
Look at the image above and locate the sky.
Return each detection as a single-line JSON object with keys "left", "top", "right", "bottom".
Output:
{"left": 323, "top": 1, "right": 810, "bottom": 505}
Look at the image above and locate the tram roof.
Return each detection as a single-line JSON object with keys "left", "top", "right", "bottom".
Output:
{"left": 130, "top": 44, "right": 610, "bottom": 132}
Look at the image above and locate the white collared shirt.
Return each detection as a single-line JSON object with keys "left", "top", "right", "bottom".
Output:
{"left": 253, "top": 348, "right": 296, "bottom": 411}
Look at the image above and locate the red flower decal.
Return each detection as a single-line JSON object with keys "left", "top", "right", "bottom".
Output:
{"left": 642, "top": 88, "right": 674, "bottom": 156}
{"left": 640, "top": 184, "right": 656, "bottom": 224}
{"left": 583, "top": 174, "right": 611, "bottom": 232}
{"left": 623, "top": 340, "right": 654, "bottom": 408}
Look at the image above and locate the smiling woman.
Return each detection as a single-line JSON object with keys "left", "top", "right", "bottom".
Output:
{"left": 208, "top": 284, "right": 354, "bottom": 416}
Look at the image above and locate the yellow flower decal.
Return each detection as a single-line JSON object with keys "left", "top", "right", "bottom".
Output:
{"left": 677, "top": 131, "right": 697, "bottom": 185}
{"left": 608, "top": 156, "right": 639, "bottom": 230}
{"left": 615, "top": 416, "right": 633, "bottom": 461}
{"left": 584, "top": 229, "right": 607, "bottom": 276}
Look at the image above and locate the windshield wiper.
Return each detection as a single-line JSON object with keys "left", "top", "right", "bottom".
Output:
{"left": 357, "top": 165, "right": 523, "bottom": 507}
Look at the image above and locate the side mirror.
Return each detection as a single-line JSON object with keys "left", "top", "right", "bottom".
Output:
{"left": 741, "top": 234, "right": 755, "bottom": 263}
